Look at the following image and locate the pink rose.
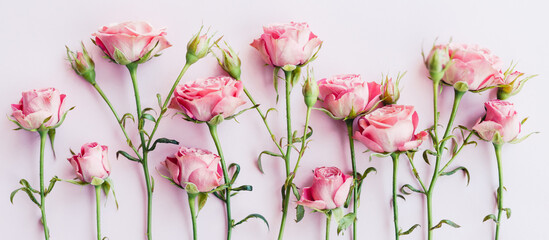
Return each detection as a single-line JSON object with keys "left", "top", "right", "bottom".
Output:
{"left": 11, "top": 88, "right": 66, "bottom": 130}
{"left": 443, "top": 43, "right": 504, "bottom": 91}
{"left": 162, "top": 147, "right": 223, "bottom": 192}
{"left": 93, "top": 21, "right": 171, "bottom": 65}
{"left": 296, "top": 167, "right": 352, "bottom": 210}
{"left": 318, "top": 74, "right": 382, "bottom": 119}
{"left": 354, "top": 105, "right": 428, "bottom": 153}
{"left": 472, "top": 99, "right": 521, "bottom": 143}
{"left": 170, "top": 76, "right": 246, "bottom": 122}
{"left": 250, "top": 22, "right": 322, "bottom": 67}
{"left": 68, "top": 142, "right": 111, "bottom": 183}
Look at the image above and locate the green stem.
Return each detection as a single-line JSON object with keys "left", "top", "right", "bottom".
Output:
{"left": 345, "top": 119, "right": 358, "bottom": 240}
{"left": 292, "top": 107, "right": 312, "bottom": 174}
{"left": 439, "top": 132, "right": 473, "bottom": 173}
{"left": 426, "top": 89, "right": 465, "bottom": 240}
{"left": 432, "top": 79, "right": 441, "bottom": 145}
{"left": 38, "top": 130, "right": 50, "bottom": 240}
{"left": 188, "top": 193, "right": 199, "bottom": 240}
{"left": 277, "top": 70, "right": 294, "bottom": 240}
{"left": 494, "top": 143, "right": 504, "bottom": 240}
{"left": 207, "top": 123, "right": 233, "bottom": 240}
{"left": 325, "top": 212, "right": 332, "bottom": 240}
{"left": 95, "top": 185, "right": 102, "bottom": 240}
{"left": 391, "top": 153, "right": 401, "bottom": 240}
{"left": 127, "top": 63, "right": 153, "bottom": 240}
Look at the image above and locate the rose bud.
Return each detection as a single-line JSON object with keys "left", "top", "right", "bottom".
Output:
{"left": 186, "top": 27, "right": 216, "bottom": 65}
{"left": 68, "top": 142, "right": 111, "bottom": 183}
{"left": 92, "top": 21, "right": 171, "bottom": 65}
{"left": 214, "top": 42, "right": 242, "bottom": 80}
{"left": 443, "top": 43, "right": 504, "bottom": 92}
{"left": 66, "top": 43, "right": 96, "bottom": 84}
{"left": 425, "top": 44, "right": 450, "bottom": 80}
{"left": 162, "top": 147, "right": 223, "bottom": 193}
{"left": 250, "top": 22, "right": 322, "bottom": 68}
{"left": 318, "top": 74, "right": 382, "bottom": 120}
{"left": 296, "top": 166, "right": 352, "bottom": 210}
{"left": 170, "top": 76, "right": 246, "bottom": 122}
{"left": 302, "top": 70, "right": 319, "bottom": 108}
{"left": 11, "top": 88, "right": 66, "bottom": 130}
{"left": 497, "top": 70, "right": 534, "bottom": 100}
{"left": 380, "top": 75, "right": 401, "bottom": 105}
{"left": 354, "top": 105, "right": 428, "bottom": 153}
{"left": 472, "top": 100, "right": 521, "bottom": 144}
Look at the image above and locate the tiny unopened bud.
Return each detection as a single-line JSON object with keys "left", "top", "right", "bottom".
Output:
{"left": 66, "top": 43, "right": 96, "bottom": 84}
{"left": 186, "top": 27, "right": 216, "bottom": 65}
{"left": 381, "top": 74, "right": 401, "bottom": 105}
{"left": 426, "top": 45, "right": 450, "bottom": 81}
{"left": 215, "top": 43, "right": 241, "bottom": 80}
{"left": 302, "top": 70, "right": 319, "bottom": 108}
{"left": 497, "top": 70, "right": 534, "bottom": 100}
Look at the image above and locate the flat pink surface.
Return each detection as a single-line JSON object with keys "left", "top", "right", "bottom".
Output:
{"left": 1, "top": 0, "right": 548, "bottom": 239}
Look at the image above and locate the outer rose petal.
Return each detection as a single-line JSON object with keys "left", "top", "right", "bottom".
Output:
{"left": 399, "top": 131, "right": 428, "bottom": 151}
{"left": 354, "top": 130, "right": 385, "bottom": 153}
{"left": 296, "top": 187, "right": 327, "bottom": 210}
{"left": 333, "top": 174, "right": 352, "bottom": 208}
{"left": 211, "top": 97, "right": 246, "bottom": 118}
{"left": 250, "top": 38, "right": 272, "bottom": 65}
{"left": 473, "top": 121, "right": 503, "bottom": 142}
{"left": 188, "top": 168, "right": 222, "bottom": 192}
{"left": 177, "top": 93, "right": 223, "bottom": 122}
{"left": 162, "top": 157, "right": 182, "bottom": 185}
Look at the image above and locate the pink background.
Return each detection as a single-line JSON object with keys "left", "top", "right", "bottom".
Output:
{"left": 1, "top": 0, "right": 548, "bottom": 239}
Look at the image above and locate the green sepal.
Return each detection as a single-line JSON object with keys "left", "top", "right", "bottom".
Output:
{"left": 185, "top": 182, "right": 199, "bottom": 195}
{"left": 47, "top": 129, "right": 56, "bottom": 158}
{"left": 509, "top": 131, "right": 539, "bottom": 144}
{"left": 197, "top": 192, "right": 208, "bottom": 213}
{"left": 112, "top": 47, "right": 132, "bottom": 65}
{"left": 453, "top": 82, "right": 469, "bottom": 93}
{"left": 313, "top": 107, "right": 343, "bottom": 120}
{"left": 273, "top": 67, "right": 281, "bottom": 103}
{"left": 208, "top": 114, "right": 224, "bottom": 126}
{"left": 337, "top": 212, "right": 356, "bottom": 235}
{"left": 102, "top": 177, "right": 119, "bottom": 209}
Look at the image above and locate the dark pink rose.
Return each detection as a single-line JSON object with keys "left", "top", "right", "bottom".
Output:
{"left": 162, "top": 147, "right": 223, "bottom": 192}
{"left": 68, "top": 142, "right": 111, "bottom": 183}
{"left": 93, "top": 21, "right": 171, "bottom": 65}
{"left": 354, "top": 105, "right": 428, "bottom": 153}
{"left": 318, "top": 74, "right": 382, "bottom": 119}
{"left": 171, "top": 76, "right": 246, "bottom": 122}
{"left": 250, "top": 22, "right": 322, "bottom": 67}
{"left": 473, "top": 100, "right": 521, "bottom": 143}
{"left": 11, "top": 88, "right": 66, "bottom": 130}
{"left": 297, "top": 167, "right": 352, "bottom": 210}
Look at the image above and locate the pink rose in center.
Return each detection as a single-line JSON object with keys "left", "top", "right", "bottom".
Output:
{"left": 296, "top": 167, "right": 352, "bottom": 210}
{"left": 170, "top": 76, "right": 246, "bottom": 122}
{"left": 11, "top": 88, "right": 66, "bottom": 130}
{"left": 250, "top": 22, "right": 322, "bottom": 67}
{"left": 472, "top": 99, "right": 521, "bottom": 143}
{"left": 318, "top": 74, "right": 382, "bottom": 119}
{"left": 68, "top": 142, "right": 111, "bottom": 183}
{"left": 354, "top": 105, "right": 428, "bottom": 153}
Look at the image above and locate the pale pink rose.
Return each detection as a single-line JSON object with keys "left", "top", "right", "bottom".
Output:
{"left": 93, "top": 21, "right": 171, "bottom": 65}
{"left": 296, "top": 167, "right": 352, "bottom": 210}
{"left": 318, "top": 74, "right": 382, "bottom": 119}
{"left": 354, "top": 105, "right": 428, "bottom": 153}
{"left": 170, "top": 76, "right": 246, "bottom": 122}
{"left": 11, "top": 88, "right": 66, "bottom": 130}
{"left": 443, "top": 43, "right": 504, "bottom": 91}
{"left": 472, "top": 99, "right": 521, "bottom": 143}
{"left": 250, "top": 22, "right": 322, "bottom": 67}
{"left": 68, "top": 142, "right": 111, "bottom": 183}
{"left": 162, "top": 147, "right": 223, "bottom": 192}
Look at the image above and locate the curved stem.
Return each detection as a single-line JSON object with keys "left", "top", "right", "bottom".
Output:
{"left": 439, "top": 132, "right": 473, "bottom": 173}
{"left": 493, "top": 143, "right": 504, "bottom": 240}
{"left": 345, "top": 119, "right": 358, "bottom": 239}
{"left": 292, "top": 107, "right": 312, "bottom": 174}
{"left": 325, "top": 212, "right": 332, "bottom": 240}
{"left": 188, "top": 193, "right": 198, "bottom": 240}
{"left": 277, "top": 70, "right": 294, "bottom": 240}
{"left": 391, "top": 153, "right": 401, "bottom": 240}
{"left": 38, "top": 130, "right": 50, "bottom": 240}
{"left": 95, "top": 185, "right": 102, "bottom": 240}
{"left": 207, "top": 123, "right": 233, "bottom": 240}
{"left": 128, "top": 63, "right": 153, "bottom": 240}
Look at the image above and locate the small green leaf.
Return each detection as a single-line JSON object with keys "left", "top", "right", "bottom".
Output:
{"left": 197, "top": 193, "right": 208, "bottom": 213}
{"left": 47, "top": 129, "right": 56, "bottom": 158}
{"left": 503, "top": 208, "right": 512, "bottom": 219}
{"left": 400, "top": 184, "right": 424, "bottom": 195}
{"left": 45, "top": 176, "right": 59, "bottom": 196}
{"left": 399, "top": 224, "right": 421, "bottom": 236}
{"left": 116, "top": 150, "right": 140, "bottom": 162}
{"left": 430, "top": 219, "right": 461, "bottom": 230}
{"left": 264, "top": 108, "right": 278, "bottom": 119}
{"left": 295, "top": 205, "right": 305, "bottom": 223}
{"left": 233, "top": 213, "right": 269, "bottom": 229}
{"left": 337, "top": 213, "right": 356, "bottom": 235}
{"left": 483, "top": 214, "right": 497, "bottom": 223}
{"left": 360, "top": 167, "right": 377, "bottom": 181}
{"left": 156, "top": 93, "right": 163, "bottom": 110}
{"left": 440, "top": 166, "right": 470, "bottom": 185}
{"left": 332, "top": 207, "right": 344, "bottom": 223}
{"left": 231, "top": 185, "right": 252, "bottom": 192}
{"left": 142, "top": 113, "right": 156, "bottom": 123}
{"left": 120, "top": 113, "right": 135, "bottom": 127}
{"left": 229, "top": 163, "right": 240, "bottom": 185}
{"left": 19, "top": 179, "right": 39, "bottom": 193}
{"left": 397, "top": 194, "right": 406, "bottom": 201}
{"left": 273, "top": 67, "right": 280, "bottom": 103}
{"left": 148, "top": 138, "right": 179, "bottom": 151}
{"left": 257, "top": 150, "right": 283, "bottom": 173}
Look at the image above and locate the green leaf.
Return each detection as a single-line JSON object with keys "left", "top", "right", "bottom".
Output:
{"left": 295, "top": 205, "right": 305, "bottom": 223}
{"left": 148, "top": 138, "right": 179, "bottom": 151}
{"left": 291, "top": 183, "right": 300, "bottom": 200}
{"left": 332, "top": 207, "right": 344, "bottom": 223}
{"left": 503, "top": 208, "right": 512, "bottom": 219}
{"left": 397, "top": 194, "right": 406, "bottom": 201}
{"left": 229, "top": 163, "right": 240, "bottom": 184}
{"left": 483, "top": 214, "right": 497, "bottom": 223}
{"left": 116, "top": 150, "right": 140, "bottom": 162}
{"left": 47, "top": 129, "right": 56, "bottom": 158}
{"left": 11, "top": 187, "right": 40, "bottom": 207}
{"left": 197, "top": 193, "right": 208, "bottom": 213}
{"left": 360, "top": 167, "right": 377, "bottom": 181}
{"left": 231, "top": 185, "right": 252, "bottom": 192}
{"left": 400, "top": 184, "right": 424, "bottom": 195}
{"left": 19, "top": 179, "right": 39, "bottom": 193}
{"left": 156, "top": 94, "right": 163, "bottom": 110}
{"left": 273, "top": 67, "right": 280, "bottom": 103}
{"left": 257, "top": 150, "right": 283, "bottom": 173}
{"left": 422, "top": 150, "right": 436, "bottom": 165}
{"left": 45, "top": 176, "right": 59, "bottom": 196}
{"left": 399, "top": 224, "right": 421, "bottom": 236}
{"left": 142, "top": 113, "right": 156, "bottom": 123}
{"left": 264, "top": 108, "right": 278, "bottom": 119}
{"left": 91, "top": 177, "right": 105, "bottom": 186}
{"left": 337, "top": 213, "right": 356, "bottom": 235}
{"left": 104, "top": 178, "right": 119, "bottom": 209}
{"left": 430, "top": 219, "right": 461, "bottom": 230}
{"left": 440, "top": 166, "right": 470, "bottom": 185}
{"left": 120, "top": 113, "right": 135, "bottom": 128}
{"left": 233, "top": 213, "right": 269, "bottom": 229}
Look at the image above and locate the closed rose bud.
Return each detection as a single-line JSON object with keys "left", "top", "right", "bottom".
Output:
{"left": 472, "top": 100, "right": 521, "bottom": 144}
{"left": 68, "top": 142, "right": 111, "bottom": 183}
{"left": 66, "top": 43, "right": 96, "bottom": 84}
{"left": 215, "top": 43, "right": 242, "bottom": 80}
{"left": 11, "top": 88, "right": 66, "bottom": 130}
{"left": 162, "top": 147, "right": 223, "bottom": 193}
{"left": 186, "top": 28, "right": 215, "bottom": 65}
{"left": 497, "top": 70, "right": 534, "bottom": 100}
{"left": 296, "top": 167, "right": 352, "bottom": 210}
{"left": 354, "top": 105, "right": 428, "bottom": 153}
{"left": 380, "top": 75, "right": 401, "bottom": 105}
{"left": 302, "top": 71, "right": 319, "bottom": 108}
{"left": 426, "top": 45, "right": 450, "bottom": 80}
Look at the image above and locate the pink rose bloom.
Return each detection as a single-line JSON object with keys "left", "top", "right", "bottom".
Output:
{"left": 250, "top": 22, "right": 322, "bottom": 67}
{"left": 171, "top": 76, "right": 246, "bottom": 122}
{"left": 11, "top": 88, "right": 66, "bottom": 130}
{"left": 68, "top": 142, "right": 111, "bottom": 183}
{"left": 472, "top": 100, "right": 521, "bottom": 143}
{"left": 318, "top": 74, "right": 382, "bottom": 119}
{"left": 354, "top": 105, "right": 428, "bottom": 153}
{"left": 162, "top": 147, "right": 223, "bottom": 192}
{"left": 93, "top": 21, "right": 171, "bottom": 65}
{"left": 296, "top": 167, "right": 352, "bottom": 210}
{"left": 443, "top": 43, "right": 504, "bottom": 91}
